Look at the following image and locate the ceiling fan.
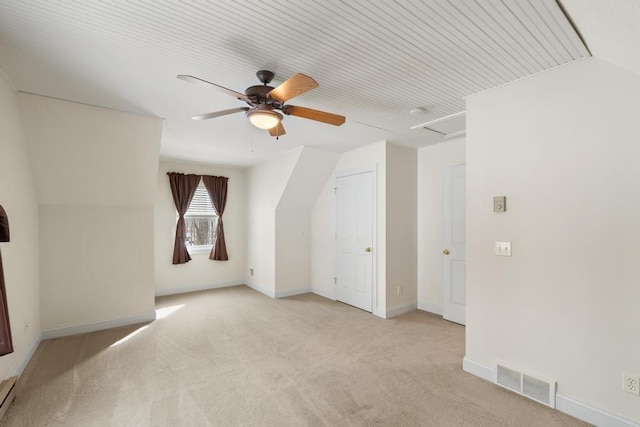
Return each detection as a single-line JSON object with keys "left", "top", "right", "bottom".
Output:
{"left": 177, "top": 70, "right": 346, "bottom": 137}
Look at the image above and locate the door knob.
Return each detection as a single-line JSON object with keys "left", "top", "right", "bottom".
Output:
{"left": 443, "top": 249, "right": 450, "bottom": 255}
{"left": 365, "top": 247, "right": 372, "bottom": 253}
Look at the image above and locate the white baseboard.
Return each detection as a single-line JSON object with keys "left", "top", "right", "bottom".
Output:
{"left": 373, "top": 307, "right": 386, "bottom": 319}
{"left": 310, "top": 287, "right": 336, "bottom": 301}
{"left": 275, "top": 287, "right": 311, "bottom": 298}
{"left": 12, "top": 331, "right": 42, "bottom": 378}
{"left": 417, "top": 300, "right": 443, "bottom": 316}
{"left": 155, "top": 279, "right": 244, "bottom": 297}
{"left": 41, "top": 311, "right": 157, "bottom": 340}
{"left": 244, "top": 281, "right": 276, "bottom": 298}
{"left": 386, "top": 302, "right": 418, "bottom": 319}
{"left": 462, "top": 356, "right": 638, "bottom": 427}
{"left": 555, "top": 394, "right": 639, "bottom": 427}
{"left": 245, "top": 282, "right": 313, "bottom": 299}
{"left": 462, "top": 356, "right": 494, "bottom": 382}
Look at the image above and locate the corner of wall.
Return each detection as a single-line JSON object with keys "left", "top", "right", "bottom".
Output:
{"left": 274, "top": 146, "right": 340, "bottom": 294}
{"left": 0, "top": 73, "right": 42, "bottom": 381}
{"left": 466, "top": 59, "right": 640, "bottom": 423}
{"left": 18, "top": 93, "right": 162, "bottom": 331}
{"left": 245, "top": 147, "right": 303, "bottom": 295}
{"left": 384, "top": 143, "right": 418, "bottom": 312}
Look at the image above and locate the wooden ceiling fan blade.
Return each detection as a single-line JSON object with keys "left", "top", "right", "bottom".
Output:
{"left": 267, "top": 73, "right": 318, "bottom": 103}
{"left": 268, "top": 122, "right": 286, "bottom": 137}
{"left": 177, "top": 74, "right": 248, "bottom": 99}
{"left": 283, "top": 105, "right": 346, "bottom": 126}
{"left": 192, "top": 107, "right": 249, "bottom": 120}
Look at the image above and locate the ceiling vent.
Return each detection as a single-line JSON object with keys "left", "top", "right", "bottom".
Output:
{"left": 411, "top": 111, "right": 466, "bottom": 140}
{"left": 496, "top": 363, "right": 557, "bottom": 408}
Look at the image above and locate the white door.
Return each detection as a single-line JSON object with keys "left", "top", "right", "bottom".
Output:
{"left": 443, "top": 165, "right": 466, "bottom": 325}
{"left": 336, "top": 171, "right": 374, "bottom": 312}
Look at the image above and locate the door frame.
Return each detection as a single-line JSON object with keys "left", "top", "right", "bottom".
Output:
{"left": 335, "top": 166, "right": 378, "bottom": 315}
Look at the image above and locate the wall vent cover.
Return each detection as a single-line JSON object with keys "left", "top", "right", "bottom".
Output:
{"left": 497, "top": 364, "right": 521, "bottom": 392}
{"left": 496, "top": 363, "right": 556, "bottom": 408}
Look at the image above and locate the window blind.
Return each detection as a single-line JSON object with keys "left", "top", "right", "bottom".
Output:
{"left": 186, "top": 180, "right": 216, "bottom": 216}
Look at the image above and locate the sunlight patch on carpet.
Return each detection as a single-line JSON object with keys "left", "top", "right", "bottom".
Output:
{"left": 110, "top": 325, "right": 149, "bottom": 347}
{"left": 156, "top": 304, "right": 185, "bottom": 320}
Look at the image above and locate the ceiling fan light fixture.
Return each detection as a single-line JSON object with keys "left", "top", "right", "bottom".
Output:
{"left": 247, "top": 109, "right": 282, "bottom": 130}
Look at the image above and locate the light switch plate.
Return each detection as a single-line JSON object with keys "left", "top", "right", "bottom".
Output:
{"left": 495, "top": 241, "right": 512, "bottom": 256}
{"left": 494, "top": 196, "right": 506, "bottom": 213}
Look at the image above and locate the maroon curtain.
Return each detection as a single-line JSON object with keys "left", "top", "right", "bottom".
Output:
{"left": 0, "top": 205, "right": 13, "bottom": 356}
{"left": 167, "top": 173, "right": 201, "bottom": 264}
{"left": 202, "top": 175, "right": 229, "bottom": 261}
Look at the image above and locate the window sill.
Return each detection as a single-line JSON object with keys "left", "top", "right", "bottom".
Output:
{"left": 187, "top": 246, "right": 213, "bottom": 255}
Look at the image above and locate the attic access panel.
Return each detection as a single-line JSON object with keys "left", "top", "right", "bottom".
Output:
{"left": 412, "top": 111, "right": 466, "bottom": 139}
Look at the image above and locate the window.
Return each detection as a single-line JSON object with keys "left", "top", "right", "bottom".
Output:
{"left": 184, "top": 179, "right": 217, "bottom": 253}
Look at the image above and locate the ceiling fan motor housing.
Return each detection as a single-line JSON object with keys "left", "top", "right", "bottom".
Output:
{"left": 245, "top": 85, "right": 274, "bottom": 99}
{"left": 244, "top": 84, "right": 283, "bottom": 109}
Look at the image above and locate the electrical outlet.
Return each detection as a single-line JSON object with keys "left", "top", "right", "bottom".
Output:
{"left": 249, "top": 268, "right": 254, "bottom": 277}
{"left": 396, "top": 286, "right": 403, "bottom": 295}
{"left": 623, "top": 372, "right": 640, "bottom": 395}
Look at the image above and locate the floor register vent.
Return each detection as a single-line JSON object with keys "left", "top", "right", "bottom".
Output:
{"left": 496, "top": 363, "right": 556, "bottom": 408}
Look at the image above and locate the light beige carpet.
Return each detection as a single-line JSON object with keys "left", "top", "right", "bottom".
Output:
{"left": 2, "top": 286, "right": 588, "bottom": 426}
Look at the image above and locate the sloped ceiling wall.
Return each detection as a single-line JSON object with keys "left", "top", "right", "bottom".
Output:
{"left": 18, "top": 93, "right": 163, "bottom": 330}
{"left": 562, "top": 0, "right": 640, "bottom": 75}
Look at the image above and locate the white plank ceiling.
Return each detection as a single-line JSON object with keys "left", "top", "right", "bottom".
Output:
{"left": 0, "top": 0, "right": 590, "bottom": 166}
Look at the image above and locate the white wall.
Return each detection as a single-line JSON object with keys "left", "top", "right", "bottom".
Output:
{"left": 245, "top": 148, "right": 302, "bottom": 296}
{"left": 466, "top": 58, "right": 640, "bottom": 423}
{"left": 274, "top": 212, "right": 310, "bottom": 294}
{"left": 245, "top": 146, "right": 339, "bottom": 297}
{"left": 385, "top": 143, "right": 418, "bottom": 313}
{"left": 310, "top": 176, "right": 340, "bottom": 300}
{"left": 275, "top": 147, "right": 340, "bottom": 294}
{"left": 154, "top": 160, "right": 246, "bottom": 295}
{"left": 38, "top": 206, "right": 155, "bottom": 327}
{"left": 0, "top": 74, "right": 40, "bottom": 378}
{"left": 18, "top": 93, "right": 162, "bottom": 331}
{"left": 417, "top": 139, "right": 466, "bottom": 314}
{"left": 310, "top": 141, "right": 387, "bottom": 314}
